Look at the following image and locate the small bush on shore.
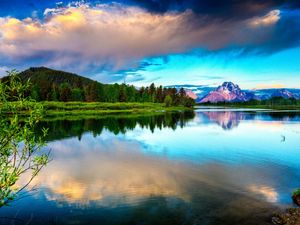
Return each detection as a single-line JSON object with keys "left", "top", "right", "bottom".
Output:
{"left": 292, "top": 188, "right": 300, "bottom": 207}
{"left": 293, "top": 189, "right": 300, "bottom": 197}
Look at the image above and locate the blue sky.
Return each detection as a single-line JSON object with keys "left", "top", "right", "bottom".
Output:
{"left": 0, "top": 0, "right": 299, "bottom": 88}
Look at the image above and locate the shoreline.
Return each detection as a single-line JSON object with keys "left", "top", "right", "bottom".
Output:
{"left": 196, "top": 104, "right": 300, "bottom": 111}
{"left": 272, "top": 207, "right": 300, "bottom": 225}
{"left": 195, "top": 105, "right": 300, "bottom": 113}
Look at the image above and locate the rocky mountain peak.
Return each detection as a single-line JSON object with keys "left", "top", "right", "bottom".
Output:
{"left": 200, "top": 81, "right": 251, "bottom": 103}
{"left": 217, "top": 82, "right": 241, "bottom": 92}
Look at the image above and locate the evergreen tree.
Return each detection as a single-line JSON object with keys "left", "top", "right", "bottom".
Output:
{"left": 126, "top": 85, "right": 137, "bottom": 102}
{"left": 51, "top": 84, "right": 59, "bottom": 101}
{"left": 139, "top": 87, "right": 145, "bottom": 102}
{"left": 84, "top": 82, "right": 99, "bottom": 102}
{"left": 97, "top": 84, "right": 105, "bottom": 102}
{"left": 179, "top": 88, "right": 186, "bottom": 98}
{"left": 59, "top": 83, "right": 71, "bottom": 102}
{"left": 164, "top": 95, "right": 172, "bottom": 107}
{"left": 119, "top": 84, "right": 127, "bottom": 102}
{"left": 31, "top": 85, "right": 40, "bottom": 101}
{"left": 71, "top": 88, "right": 84, "bottom": 101}
{"left": 156, "top": 85, "right": 164, "bottom": 103}
{"left": 149, "top": 83, "right": 156, "bottom": 102}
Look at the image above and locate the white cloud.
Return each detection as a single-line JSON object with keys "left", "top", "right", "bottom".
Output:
{"left": 249, "top": 10, "right": 280, "bottom": 27}
{"left": 0, "top": 66, "right": 10, "bottom": 77}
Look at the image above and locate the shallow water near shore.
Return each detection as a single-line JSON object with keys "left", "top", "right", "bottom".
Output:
{"left": 1, "top": 109, "right": 300, "bottom": 225}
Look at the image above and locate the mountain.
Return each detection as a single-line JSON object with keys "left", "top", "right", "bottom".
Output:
{"left": 272, "top": 89, "right": 294, "bottom": 98}
{"left": 200, "top": 82, "right": 253, "bottom": 103}
{"left": 169, "top": 82, "right": 300, "bottom": 103}
{"left": 0, "top": 67, "right": 108, "bottom": 101}
{"left": 185, "top": 90, "right": 198, "bottom": 99}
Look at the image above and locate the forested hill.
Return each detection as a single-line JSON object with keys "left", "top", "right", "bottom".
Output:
{"left": 1, "top": 67, "right": 195, "bottom": 107}
{"left": 18, "top": 67, "right": 96, "bottom": 88}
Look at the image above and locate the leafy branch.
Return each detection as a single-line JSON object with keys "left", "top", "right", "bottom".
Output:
{"left": 0, "top": 70, "right": 50, "bottom": 207}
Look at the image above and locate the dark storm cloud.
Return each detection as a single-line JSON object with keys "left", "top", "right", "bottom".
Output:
{"left": 238, "top": 9, "right": 300, "bottom": 54}
{"left": 1, "top": 0, "right": 299, "bottom": 21}
{"left": 124, "top": 0, "right": 296, "bottom": 19}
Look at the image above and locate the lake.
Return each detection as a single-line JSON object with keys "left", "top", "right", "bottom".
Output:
{"left": 1, "top": 109, "right": 300, "bottom": 225}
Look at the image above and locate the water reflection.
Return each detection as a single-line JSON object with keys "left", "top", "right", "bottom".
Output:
{"left": 197, "top": 110, "right": 300, "bottom": 130}
{"left": 38, "top": 111, "right": 300, "bottom": 142}
{"left": 31, "top": 137, "right": 289, "bottom": 206}
{"left": 1, "top": 110, "right": 300, "bottom": 225}
{"left": 36, "top": 111, "right": 195, "bottom": 142}
{"left": 200, "top": 111, "right": 245, "bottom": 129}
{"left": 14, "top": 136, "right": 284, "bottom": 224}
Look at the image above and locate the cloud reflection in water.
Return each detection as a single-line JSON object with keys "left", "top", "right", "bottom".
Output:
{"left": 22, "top": 135, "right": 285, "bottom": 208}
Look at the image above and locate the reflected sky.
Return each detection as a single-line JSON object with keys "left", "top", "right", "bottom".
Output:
{"left": 1, "top": 110, "right": 300, "bottom": 225}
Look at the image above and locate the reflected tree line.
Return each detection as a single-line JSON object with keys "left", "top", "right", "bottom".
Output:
{"left": 35, "top": 111, "right": 195, "bottom": 142}
{"left": 36, "top": 110, "right": 300, "bottom": 142}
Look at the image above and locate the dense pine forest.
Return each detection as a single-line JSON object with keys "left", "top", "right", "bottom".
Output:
{"left": 1, "top": 67, "right": 195, "bottom": 107}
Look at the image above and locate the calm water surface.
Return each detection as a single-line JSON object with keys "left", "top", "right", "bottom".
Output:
{"left": 1, "top": 109, "right": 300, "bottom": 225}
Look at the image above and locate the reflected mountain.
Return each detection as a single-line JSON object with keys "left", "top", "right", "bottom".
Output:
{"left": 199, "top": 111, "right": 246, "bottom": 129}
{"left": 197, "top": 110, "right": 300, "bottom": 130}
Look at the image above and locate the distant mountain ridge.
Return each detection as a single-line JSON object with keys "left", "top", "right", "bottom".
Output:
{"left": 253, "top": 88, "right": 300, "bottom": 100}
{"left": 168, "top": 82, "right": 300, "bottom": 103}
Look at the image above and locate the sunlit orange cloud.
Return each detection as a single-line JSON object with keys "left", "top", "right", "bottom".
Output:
{"left": 0, "top": 3, "right": 280, "bottom": 72}
{"left": 254, "top": 83, "right": 285, "bottom": 89}
{"left": 249, "top": 10, "right": 280, "bottom": 27}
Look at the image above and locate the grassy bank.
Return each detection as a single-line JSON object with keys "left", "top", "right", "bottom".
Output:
{"left": 27, "top": 102, "right": 192, "bottom": 118}
{"left": 40, "top": 102, "right": 192, "bottom": 116}
{"left": 40, "top": 110, "right": 194, "bottom": 122}
{"left": 1, "top": 101, "right": 193, "bottom": 119}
